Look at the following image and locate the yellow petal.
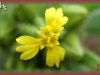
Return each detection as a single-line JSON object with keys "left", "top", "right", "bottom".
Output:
{"left": 16, "top": 45, "right": 34, "bottom": 52}
{"left": 56, "top": 41, "right": 60, "bottom": 45}
{"left": 40, "top": 45, "right": 45, "bottom": 50}
{"left": 46, "top": 47, "right": 54, "bottom": 67}
{"left": 54, "top": 46, "right": 65, "bottom": 61}
{"left": 45, "top": 7, "right": 56, "bottom": 25}
{"left": 54, "top": 50, "right": 60, "bottom": 68}
{"left": 56, "top": 8, "right": 63, "bottom": 19}
{"left": 20, "top": 45, "right": 39, "bottom": 60}
{"left": 16, "top": 36, "right": 37, "bottom": 44}
{"left": 56, "top": 16, "right": 68, "bottom": 26}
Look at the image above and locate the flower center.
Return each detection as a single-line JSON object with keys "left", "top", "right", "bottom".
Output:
{"left": 50, "top": 36, "right": 58, "bottom": 44}
{"left": 41, "top": 38, "right": 48, "bottom": 45}
{"left": 44, "top": 30, "right": 51, "bottom": 37}
{"left": 52, "top": 28, "right": 59, "bottom": 34}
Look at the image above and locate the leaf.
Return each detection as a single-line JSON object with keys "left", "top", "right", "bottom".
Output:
{"left": 61, "top": 32, "right": 84, "bottom": 62}
{"left": 79, "top": 48, "right": 100, "bottom": 71}
{"left": 83, "top": 8, "right": 100, "bottom": 34}
{"left": 61, "top": 4, "right": 88, "bottom": 28}
{"left": 17, "top": 23, "right": 41, "bottom": 38}
{"left": 12, "top": 4, "right": 36, "bottom": 23}
{"left": 82, "top": 3, "right": 100, "bottom": 12}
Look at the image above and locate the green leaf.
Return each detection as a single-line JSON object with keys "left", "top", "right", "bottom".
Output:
{"left": 82, "top": 3, "right": 100, "bottom": 12}
{"left": 84, "top": 8, "right": 100, "bottom": 34}
{"left": 12, "top": 4, "right": 36, "bottom": 23}
{"left": 79, "top": 48, "right": 100, "bottom": 71}
{"left": 17, "top": 23, "right": 41, "bottom": 38}
{"left": 61, "top": 32, "right": 84, "bottom": 62}
{"left": 61, "top": 4, "right": 88, "bottom": 28}
{"left": 0, "top": 21, "right": 16, "bottom": 45}
{"left": 34, "top": 16, "right": 46, "bottom": 28}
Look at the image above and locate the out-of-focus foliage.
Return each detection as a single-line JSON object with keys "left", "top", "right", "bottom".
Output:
{"left": 0, "top": 3, "right": 100, "bottom": 72}
{"left": 83, "top": 8, "right": 100, "bottom": 34}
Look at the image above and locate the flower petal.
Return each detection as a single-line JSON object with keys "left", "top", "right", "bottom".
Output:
{"left": 46, "top": 47, "right": 54, "bottom": 67}
{"left": 56, "top": 8, "right": 63, "bottom": 19}
{"left": 54, "top": 50, "right": 60, "bottom": 68}
{"left": 40, "top": 44, "right": 45, "bottom": 50}
{"left": 56, "top": 16, "right": 68, "bottom": 26}
{"left": 54, "top": 46, "right": 65, "bottom": 61}
{"left": 20, "top": 45, "right": 39, "bottom": 60}
{"left": 16, "top": 45, "right": 34, "bottom": 52}
{"left": 45, "top": 7, "right": 56, "bottom": 25}
{"left": 56, "top": 41, "right": 60, "bottom": 45}
{"left": 16, "top": 36, "right": 38, "bottom": 44}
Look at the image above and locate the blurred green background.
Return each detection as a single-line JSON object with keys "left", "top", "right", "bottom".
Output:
{"left": 0, "top": 3, "right": 100, "bottom": 72}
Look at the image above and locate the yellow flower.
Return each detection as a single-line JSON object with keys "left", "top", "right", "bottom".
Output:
{"left": 45, "top": 7, "right": 68, "bottom": 26}
{"left": 39, "top": 37, "right": 49, "bottom": 49}
{"left": 16, "top": 7, "right": 68, "bottom": 68}
{"left": 41, "top": 23, "right": 64, "bottom": 37}
{"left": 51, "top": 22, "right": 64, "bottom": 36}
{"left": 39, "top": 36, "right": 59, "bottom": 49}
{"left": 46, "top": 46, "right": 65, "bottom": 68}
{"left": 49, "top": 36, "right": 60, "bottom": 47}
{"left": 16, "top": 36, "right": 40, "bottom": 60}
{"left": 40, "top": 25, "right": 52, "bottom": 38}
